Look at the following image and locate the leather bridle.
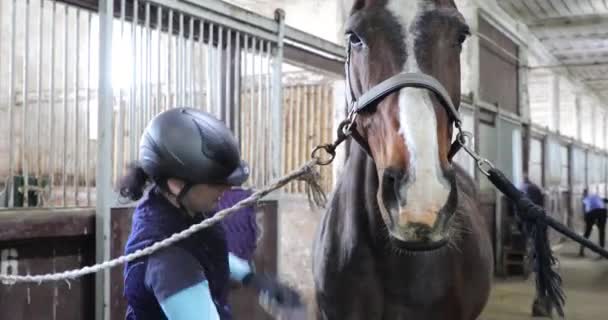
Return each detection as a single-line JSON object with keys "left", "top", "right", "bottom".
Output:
{"left": 341, "top": 42, "right": 466, "bottom": 161}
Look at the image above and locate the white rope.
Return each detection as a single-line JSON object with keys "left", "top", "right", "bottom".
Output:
{"left": 0, "top": 159, "right": 321, "bottom": 284}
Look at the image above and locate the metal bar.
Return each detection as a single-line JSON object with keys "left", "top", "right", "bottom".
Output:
{"left": 145, "top": 1, "right": 151, "bottom": 125}
{"left": 22, "top": 0, "right": 31, "bottom": 208}
{"left": 178, "top": 13, "right": 183, "bottom": 107}
{"left": 234, "top": 31, "right": 241, "bottom": 140}
{"left": 167, "top": 9, "right": 173, "bottom": 110}
{"left": 294, "top": 85, "right": 301, "bottom": 192}
{"left": 62, "top": 3, "right": 69, "bottom": 207}
{"left": 286, "top": 86, "right": 293, "bottom": 192}
{"left": 145, "top": 0, "right": 279, "bottom": 44}
{"left": 97, "top": 0, "right": 115, "bottom": 317}
{"left": 225, "top": 29, "right": 232, "bottom": 127}
{"left": 156, "top": 5, "right": 162, "bottom": 115}
{"left": 272, "top": 11, "right": 285, "bottom": 186}
{"left": 249, "top": 37, "right": 257, "bottom": 186}
{"left": 49, "top": 0, "right": 56, "bottom": 207}
{"left": 217, "top": 25, "right": 223, "bottom": 119}
{"left": 199, "top": 19, "right": 205, "bottom": 110}
{"left": 7, "top": 0, "right": 17, "bottom": 208}
{"left": 138, "top": 4, "right": 144, "bottom": 140}
{"left": 189, "top": 16, "right": 194, "bottom": 107}
{"left": 86, "top": 10, "right": 92, "bottom": 206}
{"left": 260, "top": 41, "right": 266, "bottom": 185}
{"left": 206, "top": 22, "right": 214, "bottom": 112}
{"left": 116, "top": 0, "right": 126, "bottom": 178}
{"left": 302, "top": 85, "right": 309, "bottom": 192}
{"left": 36, "top": 0, "right": 44, "bottom": 186}
{"left": 265, "top": 40, "right": 271, "bottom": 183}
{"left": 257, "top": 41, "right": 263, "bottom": 185}
{"left": 74, "top": 8, "right": 80, "bottom": 206}
{"left": 130, "top": 0, "right": 138, "bottom": 161}
{"left": 242, "top": 33, "right": 249, "bottom": 163}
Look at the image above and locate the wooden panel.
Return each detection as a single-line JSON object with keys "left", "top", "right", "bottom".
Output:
{"left": 478, "top": 17, "right": 519, "bottom": 114}
{"left": 0, "top": 208, "right": 95, "bottom": 241}
{"left": 0, "top": 209, "right": 96, "bottom": 320}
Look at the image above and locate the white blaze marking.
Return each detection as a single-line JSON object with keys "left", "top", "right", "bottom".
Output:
{"left": 387, "top": 0, "right": 450, "bottom": 223}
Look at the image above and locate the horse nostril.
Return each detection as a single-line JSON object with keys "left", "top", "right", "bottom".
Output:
{"left": 381, "top": 168, "right": 406, "bottom": 209}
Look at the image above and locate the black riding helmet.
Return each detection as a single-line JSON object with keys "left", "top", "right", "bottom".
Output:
{"left": 139, "top": 107, "right": 250, "bottom": 190}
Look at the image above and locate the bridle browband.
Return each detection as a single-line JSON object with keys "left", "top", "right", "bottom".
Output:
{"left": 342, "top": 42, "right": 465, "bottom": 161}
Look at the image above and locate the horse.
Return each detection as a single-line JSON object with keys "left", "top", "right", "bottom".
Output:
{"left": 312, "top": 0, "right": 494, "bottom": 319}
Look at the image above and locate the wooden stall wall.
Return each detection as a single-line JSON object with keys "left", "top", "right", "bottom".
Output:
{"left": 0, "top": 209, "right": 96, "bottom": 319}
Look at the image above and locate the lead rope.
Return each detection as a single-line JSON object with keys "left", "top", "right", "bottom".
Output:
{"left": 0, "top": 159, "right": 326, "bottom": 284}
{"left": 456, "top": 128, "right": 608, "bottom": 318}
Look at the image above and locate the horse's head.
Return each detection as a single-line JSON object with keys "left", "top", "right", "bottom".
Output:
{"left": 344, "top": 0, "right": 470, "bottom": 250}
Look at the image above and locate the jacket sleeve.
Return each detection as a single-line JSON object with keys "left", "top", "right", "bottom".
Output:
{"left": 145, "top": 246, "right": 220, "bottom": 319}
{"left": 159, "top": 281, "right": 220, "bottom": 320}
{"left": 228, "top": 252, "right": 252, "bottom": 282}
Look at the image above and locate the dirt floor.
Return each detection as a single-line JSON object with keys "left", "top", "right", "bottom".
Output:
{"left": 480, "top": 242, "right": 608, "bottom": 320}
{"left": 277, "top": 195, "right": 608, "bottom": 319}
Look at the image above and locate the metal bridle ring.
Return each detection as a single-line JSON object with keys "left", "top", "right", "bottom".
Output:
{"left": 457, "top": 131, "right": 474, "bottom": 147}
{"left": 311, "top": 145, "right": 336, "bottom": 166}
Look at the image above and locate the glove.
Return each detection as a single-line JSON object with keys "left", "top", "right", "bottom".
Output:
{"left": 242, "top": 273, "right": 307, "bottom": 319}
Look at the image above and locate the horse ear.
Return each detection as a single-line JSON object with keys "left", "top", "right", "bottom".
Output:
{"left": 341, "top": 0, "right": 382, "bottom": 14}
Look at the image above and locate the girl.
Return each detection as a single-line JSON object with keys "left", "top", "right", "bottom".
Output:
{"left": 119, "top": 107, "right": 303, "bottom": 319}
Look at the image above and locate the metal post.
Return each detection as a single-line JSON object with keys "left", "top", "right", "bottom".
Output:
{"left": 85, "top": 11, "right": 92, "bottom": 206}
{"left": 62, "top": 3, "right": 68, "bottom": 207}
{"left": 156, "top": 6, "right": 162, "bottom": 114}
{"left": 74, "top": 9, "right": 80, "bottom": 206}
{"left": 271, "top": 10, "right": 285, "bottom": 182}
{"left": 36, "top": 0, "right": 44, "bottom": 184}
{"left": 23, "top": 0, "right": 31, "bottom": 207}
{"left": 7, "top": 0, "right": 17, "bottom": 208}
{"left": 270, "top": 8, "right": 285, "bottom": 275}
{"left": 97, "top": 0, "right": 114, "bottom": 319}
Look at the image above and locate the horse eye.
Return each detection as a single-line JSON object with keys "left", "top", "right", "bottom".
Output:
{"left": 458, "top": 33, "right": 467, "bottom": 45}
{"left": 346, "top": 32, "right": 364, "bottom": 48}
{"left": 457, "top": 27, "right": 470, "bottom": 45}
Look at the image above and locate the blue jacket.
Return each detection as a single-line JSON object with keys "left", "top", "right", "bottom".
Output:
{"left": 583, "top": 194, "right": 606, "bottom": 214}
{"left": 123, "top": 188, "right": 232, "bottom": 320}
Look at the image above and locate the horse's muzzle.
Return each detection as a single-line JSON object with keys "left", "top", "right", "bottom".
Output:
{"left": 377, "top": 167, "right": 458, "bottom": 251}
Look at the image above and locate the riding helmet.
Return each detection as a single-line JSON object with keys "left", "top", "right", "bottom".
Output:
{"left": 139, "top": 107, "right": 249, "bottom": 186}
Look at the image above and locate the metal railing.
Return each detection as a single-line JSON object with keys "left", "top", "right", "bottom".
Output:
{"left": 0, "top": 0, "right": 297, "bottom": 209}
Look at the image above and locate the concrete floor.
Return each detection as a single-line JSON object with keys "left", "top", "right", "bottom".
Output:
{"left": 277, "top": 196, "right": 608, "bottom": 319}
{"left": 480, "top": 242, "right": 608, "bottom": 320}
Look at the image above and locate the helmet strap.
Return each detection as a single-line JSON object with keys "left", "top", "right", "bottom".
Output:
{"left": 176, "top": 183, "right": 194, "bottom": 217}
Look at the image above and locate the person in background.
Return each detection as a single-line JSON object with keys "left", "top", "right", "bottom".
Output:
{"left": 580, "top": 188, "right": 607, "bottom": 257}
{"left": 119, "top": 107, "right": 304, "bottom": 320}
{"left": 520, "top": 174, "right": 553, "bottom": 318}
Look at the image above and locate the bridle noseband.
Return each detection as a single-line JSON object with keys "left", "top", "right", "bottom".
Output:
{"left": 342, "top": 42, "right": 465, "bottom": 161}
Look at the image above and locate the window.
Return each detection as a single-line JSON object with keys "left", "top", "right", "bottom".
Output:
{"left": 529, "top": 73, "right": 553, "bottom": 129}
{"left": 581, "top": 102, "right": 594, "bottom": 145}
{"left": 529, "top": 138, "right": 543, "bottom": 187}
{"left": 560, "top": 145, "right": 569, "bottom": 189}
{"left": 559, "top": 79, "right": 577, "bottom": 138}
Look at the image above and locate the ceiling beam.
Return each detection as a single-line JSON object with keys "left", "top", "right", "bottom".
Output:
{"left": 527, "top": 61, "right": 608, "bottom": 69}
{"left": 528, "top": 13, "right": 608, "bottom": 29}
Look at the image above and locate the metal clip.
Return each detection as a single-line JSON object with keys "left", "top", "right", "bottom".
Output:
{"left": 456, "top": 128, "right": 494, "bottom": 177}
{"left": 311, "top": 144, "right": 337, "bottom": 166}
{"left": 342, "top": 108, "right": 358, "bottom": 136}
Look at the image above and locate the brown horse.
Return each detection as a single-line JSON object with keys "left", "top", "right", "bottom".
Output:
{"left": 312, "top": 0, "right": 493, "bottom": 319}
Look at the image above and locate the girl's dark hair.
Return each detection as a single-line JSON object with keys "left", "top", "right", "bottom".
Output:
{"left": 118, "top": 163, "right": 151, "bottom": 201}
